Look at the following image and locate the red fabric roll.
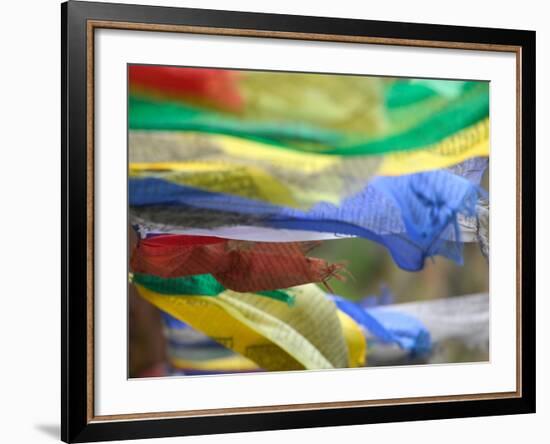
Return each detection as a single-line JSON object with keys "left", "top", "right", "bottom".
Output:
{"left": 131, "top": 235, "right": 345, "bottom": 292}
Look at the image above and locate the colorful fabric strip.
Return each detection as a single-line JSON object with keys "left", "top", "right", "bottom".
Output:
{"left": 129, "top": 66, "right": 243, "bottom": 112}
{"left": 128, "top": 131, "right": 379, "bottom": 208}
{"left": 129, "top": 120, "right": 487, "bottom": 208}
{"left": 322, "top": 82, "right": 489, "bottom": 155}
{"left": 162, "top": 311, "right": 363, "bottom": 373}
{"left": 129, "top": 162, "right": 486, "bottom": 271}
{"left": 134, "top": 225, "right": 355, "bottom": 242}
{"left": 131, "top": 236, "right": 344, "bottom": 292}
{"left": 168, "top": 355, "right": 259, "bottom": 372}
{"left": 330, "top": 295, "right": 431, "bottom": 356}
{"left": 134, "top": 282, "right": 365, "bottom": 371}
{"left": 378, "top": 118, "right": 489, "bottom": 175}
{"left": 130, "top": 67, "right": 385, "bottom": 138}
{"left": 129, "top": 96, "right": 344, "bottom": 148}
{"left": 132, "top": 272, "right": 296, "bottom": 306}
{"left": 129, "top": 82, "right": 488, "bottom": 156}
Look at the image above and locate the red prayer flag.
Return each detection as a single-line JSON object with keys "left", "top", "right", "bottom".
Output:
{"left": 131, "top": 235, "right": 345, "bottom": 292}
{"left": 129, "top": 66, "right": 243, "bottom": 112}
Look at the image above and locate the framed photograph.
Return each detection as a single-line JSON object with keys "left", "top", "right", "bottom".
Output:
{"left": 61, "top": 1, "right": 535, "bottom": 442}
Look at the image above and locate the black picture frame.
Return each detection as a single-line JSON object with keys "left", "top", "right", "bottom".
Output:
{"left": 62, "top": 1, "right": 536, "bottom": 442}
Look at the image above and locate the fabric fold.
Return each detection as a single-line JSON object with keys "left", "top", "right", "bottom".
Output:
{"left": 129, "top": 162, "right": 486, "bottom": 271}
{"left": 131, "top": 236, "right": 344, "bottom": 292}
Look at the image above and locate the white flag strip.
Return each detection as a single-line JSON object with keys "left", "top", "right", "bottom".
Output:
{"left": 134, "top": 223, "right": 355, "bottom": 242}
{"left": 366, "top": 293, "right": 489, "bottom": 364}
{"left": 134, "top": 221, "right": 483, "bottom": 244}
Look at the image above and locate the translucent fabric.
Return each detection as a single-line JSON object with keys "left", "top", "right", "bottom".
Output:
{"left": 129, "top": 68, "right": 488, "bottom": 157}
{"left": 330, "top": 295, "right": 431, "bottom": 356}
{"left": 129, "top": 159, "right": 487, "bottom": 271}
{"left": 134, "top": 281, "right": 365, "bottom": 370}
{"left": 131, "top": 236, "right": 344, "bottom": 292}
{"left": 128, "top": 119, "right": 488, "bottom": 208}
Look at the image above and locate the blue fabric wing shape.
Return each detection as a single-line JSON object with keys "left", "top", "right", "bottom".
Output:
{"left": 330, "top": 295, "right": 432, "bottom": 356}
